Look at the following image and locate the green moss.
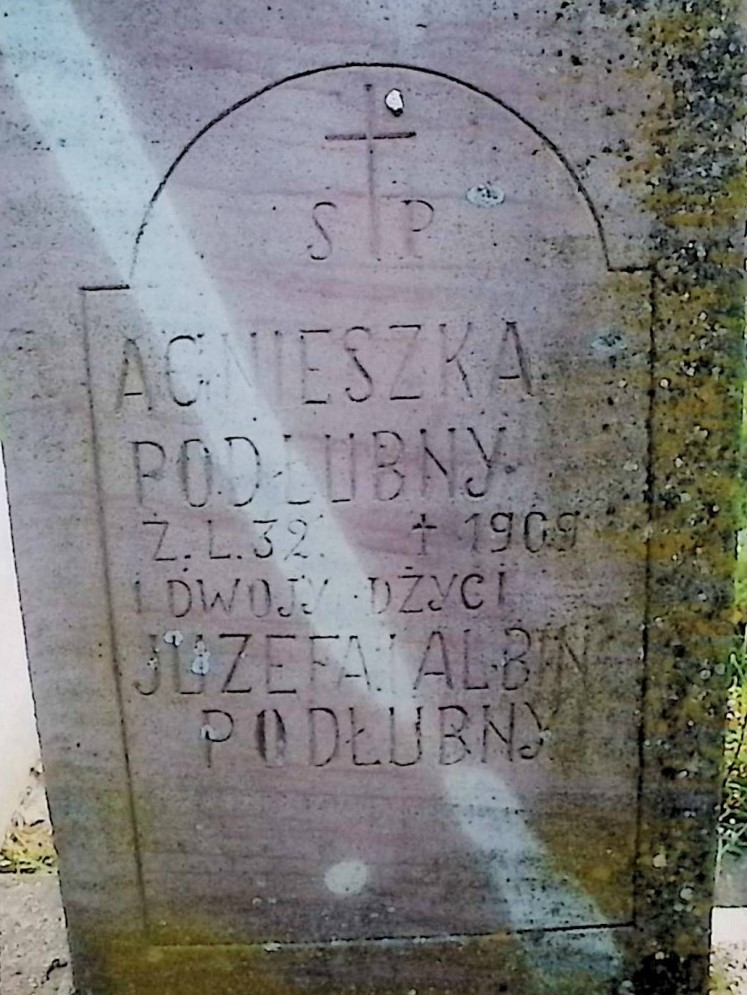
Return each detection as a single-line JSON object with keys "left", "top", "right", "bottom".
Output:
{"left": 622, "top": 0, "right": 746, "bottom": 981}
{"left": 75, "top": 925, "right": 553, "bottom": 995}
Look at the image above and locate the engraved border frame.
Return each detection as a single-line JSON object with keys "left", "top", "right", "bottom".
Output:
{"left": 80, "top": 61, "right": 656, "bottom": 949}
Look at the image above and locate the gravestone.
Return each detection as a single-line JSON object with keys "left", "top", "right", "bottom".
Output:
{"left": 1, "top": 3, "right": 744, "bottom": 994}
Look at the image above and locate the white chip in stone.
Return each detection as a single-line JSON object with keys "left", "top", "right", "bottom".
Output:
{"left": 324, "top": 860, "right": 369, "bottom": 896}
{"left": 384, "top": 88, "right": 405, "bottom": 116}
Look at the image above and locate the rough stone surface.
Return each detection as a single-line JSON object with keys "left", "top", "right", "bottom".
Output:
{"left": 0, "top": 2, "right": 744, "bottom": 993}
{"left": 5, "top": 870, "right": 747, "bottom": 995}
{"left": 1, "top": 778, "right": 743, "bottom": 995}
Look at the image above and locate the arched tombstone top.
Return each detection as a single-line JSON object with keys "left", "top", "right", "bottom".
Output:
{"left": 131, "top": 63, "right": 611, "bottom": 286}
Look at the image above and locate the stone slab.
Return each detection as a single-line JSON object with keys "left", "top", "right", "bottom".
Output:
{"left": 81, "top": 63, "right": 652, "bottom": 948}
{"left": 1, "top": 2, "right": 744, "bottom": 993}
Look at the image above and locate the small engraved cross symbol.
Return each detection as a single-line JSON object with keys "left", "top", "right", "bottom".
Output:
{"left": 325, "top": 83, "right": 416, "bottom": 259}
{"left": 412, "top": 512, "right": 437, "bottom": 556}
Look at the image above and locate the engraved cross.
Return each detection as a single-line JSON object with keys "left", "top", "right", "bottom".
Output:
{"left": 412, "top": 512, "right": 438, "bottom": 556}
{"left": 325, "top": 83, "right": 416, "bottom": 259}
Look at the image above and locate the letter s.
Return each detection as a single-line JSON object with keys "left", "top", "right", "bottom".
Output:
{"left": 309, "top": 201, "right": 337, "bottom": 261}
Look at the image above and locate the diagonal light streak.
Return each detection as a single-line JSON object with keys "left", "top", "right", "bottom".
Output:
{"left": 3, "top": 0, "right": 622, "bottom": 981}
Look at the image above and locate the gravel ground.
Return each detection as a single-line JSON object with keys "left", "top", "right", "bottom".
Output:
{"left": 0, "top": 875, "right": 73, "bottom": 995}
{"left": 712, "top": 907, "right": 747, "bottom": 994}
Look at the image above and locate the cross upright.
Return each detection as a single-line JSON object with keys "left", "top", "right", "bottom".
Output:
{"left": 325, "top": 82, "right": 416, "bottom": 259}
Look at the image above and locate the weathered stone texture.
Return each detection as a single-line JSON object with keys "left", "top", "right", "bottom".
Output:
{"left": 0, "top": 2, "right": 743, "bottom": 992}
